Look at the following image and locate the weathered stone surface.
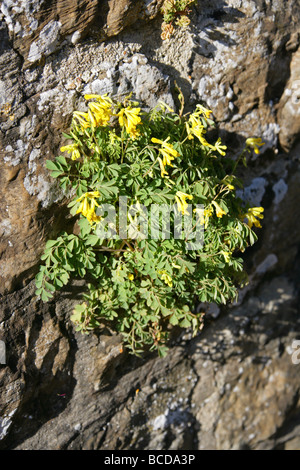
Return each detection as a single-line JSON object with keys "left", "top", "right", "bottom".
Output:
{"left": 189, "top": 0, "right": 300, "bottom": 150}
{"left": 0, "top": 0, "right": 300, "bottom": 451}
{"left": 1, "top": 270, "right": 299, "bottom": 450}
{"left": 0, "top": 0, "right": 164, "bottom": 66}
{"left": 278, "top": 47, "right": 300, "bottom": 151}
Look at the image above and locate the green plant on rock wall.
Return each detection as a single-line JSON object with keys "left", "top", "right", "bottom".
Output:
{"left": 161, "top": 0, "right": 198, "bottom": 40}
{"left": 35, "top": 91, "right": 264, "bottom": 357}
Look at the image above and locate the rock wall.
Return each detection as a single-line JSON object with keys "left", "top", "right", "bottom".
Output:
{"left": 0, "top": 0, "right": 300, "bottom": 450}
{"left": 1, "top": 0, "right": 164, "bottom": 66}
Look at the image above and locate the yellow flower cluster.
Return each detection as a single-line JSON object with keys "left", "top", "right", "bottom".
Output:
{"left": 60, "top": 143, "right": 80, "bottom": 160}
{"left": 193, "top": 200, "right": 226, "bottom": 229}
{"left": 244, "top": 207, "right": 264, "bottom": 229}
{"left": 85, "top": 94, "right": 112, "bottom": 127}
{"left": 118, "top": 106, "right": 142, "bottom": 139}
{"left": 212, "top": 200, "right": 227, "bottom": 218}
{"left": 220, "top": 250, "right": 232, "bottom": 263}
{"left": 151, "top": 137, "right": 180, "bottom": 178}
{"left": 194, "top": 206, "right": 213, "bottom": 228}
{"left": 71, "top": 94, "right": 142, "bottom": 140}
{"left": 66, "top": 94, "right": 265, "bottom": 236}
{"left": 76, "top": 191, "right": 102, "bottom": 225}
{"left": 246, "top": 138, "right": 264, "bottom": 155}
{"left": 214, "top": 138, "right": 227, "bottom": 156}
{"left": 175, "top": 191, "right": 193, "bottom": 215}
{"left": 186, "top": 105, "right": 227, "bottom": 155}
{"left": 73, "top": 111, "right": 90, "bottom": 130}
{"left": 71, "top": 95, "right": 113, "bottom": 131}
{"left": 158, "top": 270, "right": 173, "bottom": 287}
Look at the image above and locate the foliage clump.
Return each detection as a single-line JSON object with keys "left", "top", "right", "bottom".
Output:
{"left": 161, "top": 0, "right": 197, "bottom": 40}
{"left": 35, "top": 92, "right": 264, "bottom": 356}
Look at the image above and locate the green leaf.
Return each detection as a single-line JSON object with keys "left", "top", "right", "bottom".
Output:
{"left": 78, "top": 217, "right": 92, "bottom": 236}
{"left": 169, "top": 314, "right": 179, "bottom": 325}
{"left": 160, "top": 305, "right": 171, "bottom": 317}
{"left": 45, "top": 240, "right": 59, "bottom": 249}
{"left": 180, "top": 318, "right": 191, "bottom": 328}
{"left": 35, "top": 271, "right": 44, "bottom": 282}
{"left": 41, "top": 290, "right": 53, "bottom": 302}
{"left": 45, "top": 281, "right": 55, "bottom": 292}
{"left": 62, "top": 132, "right": 72, "bottom": 139}
{"left": 60, "top": 272, "right": 70, "bottom": 284}
{"left": 60, "top": 177, "right": 70, "bottom": 191}
{"left": 50, "top": 170, "right": 64, "bottom": 178}
{"left": 78, "top": 267, "right": 86, "bottom": 277}
{"left": 67, "top": 239, "right": 75, "bottom": 251}
{"left": 86, "top": 234, "right": 99, "bottom": 246}
{"left": 56, "top": 155, "right": 68, "bottom": 166}
{"left": 46, "top": 160, "right": 60, "bottom": 171}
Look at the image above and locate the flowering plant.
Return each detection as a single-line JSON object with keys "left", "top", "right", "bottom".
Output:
{"left": 35, "top": 92, "right": 264, "bottom": 356}
{"left": 161, "top": 0, "right": 197, "bottom": 40}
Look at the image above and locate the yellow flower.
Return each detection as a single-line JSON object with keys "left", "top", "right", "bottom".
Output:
{"left": 175, "top": 191, "right": 193, "bottom": 215}
{"left": 193, "top": 207, "right": 204, "bottom": 223}
{"left": 161, "top": 149, "right": 175, "bottom": 166}
{"left": 72, "top": 111, "right": 90, "bottom": 130}
{"left": 158, "top": 157, "right": 169, "bottom": 178}
{"left": 212, "top": 200, "right": 227, "bottom": 218}
{"left": 76, "top": 191, "right": 102, "bottom": 225}
{"left": 221, "top": 176, "right": 235, "bottom": 191}
{"left": 246, "top": 137, "right": 265, "bottom": 154}
{"left": 186, "top": 112, "right": 201, "bottom": 138}
{"left": 204, "top": 206, "right": 213, "bottom": 218}
{"left": 214, "top": 138, "right": 227, "bottom": 156}
{"left": 127, "top": 124, "right": 140, "bottom": 140}
{"left": 60, "top": 144, "right": 80, "bottom": 160}
{"left": 244, "top": 206, "right": 264, "bottom": 229}
{"left": 194, "top": 205, "right": 214, "bottom": 228}
{"left": 194, "top": 205, "right": 213, "bottom": 228}
{"left": 84, "top": 94, "right": 112, "bottom": 107}
{"left": 188, "top": 113, "right": 203, "bottom": 129}
{"left": 88, "top": 102, "right": 112, "bottom": 127}
{"left": 151, "top": 137, "right": 180, "bottom": 167}
{"left": 203, "top": 207, "right": 214, "bottom": 228}
{"left": 118, "top": 106, "right": 142, "bottom": 138}
{"left": 220, "top": 250, "right": 231, "bottom": 263}
{"left": 194, "top": 104, "right": 213, "bottom": 119}
{"left": 158, "top": 270, "right": 173, "bottom": 288}
{"left": 127, "top": 273, "right": 134, "bottom": 281}
{"left": 83, "top": 94, "right": 113, "bottom": 127}
{"left": 187, "top": 104, "right": 215, "bottom": 146}
{"left": 195, "top": 129, "right": 215, "bottom": 149}
{"left": 172, "top": 262, "right": 181, "bottom": 269}
{"left": 187, "top": 116, "right": 215, "bottom": 149}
